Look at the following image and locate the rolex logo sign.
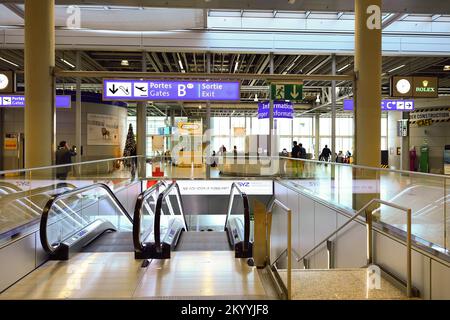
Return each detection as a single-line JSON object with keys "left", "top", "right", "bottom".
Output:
{"left": 414, "top": 77, "right": 438, "bottom": 97}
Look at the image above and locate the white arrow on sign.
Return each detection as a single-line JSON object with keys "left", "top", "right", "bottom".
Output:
{"left": 291, "top": 86, "right": 299, "bottom": 99}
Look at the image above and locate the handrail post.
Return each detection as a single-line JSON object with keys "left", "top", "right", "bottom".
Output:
{"left": 287, "top": 208, "right": 292, "bottom": 300}
{"left": 406, "top": 208, "right": 412, "bottom": 298}
{"left": 366, "top": 209, "right": 373, "bottom": 265}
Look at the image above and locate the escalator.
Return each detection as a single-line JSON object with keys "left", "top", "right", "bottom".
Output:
{"left": 39, "top": 183, "right": 134, "bottom": 260}
{"left": 0, "top": 182, "right": 77, "bottom": 241}
{"left": 133, "top": 181, "right": 253, "bottom": 260}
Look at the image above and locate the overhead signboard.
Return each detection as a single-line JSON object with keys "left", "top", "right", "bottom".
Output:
{"left": 270, "top": 83, "right": 303, "bottom": 101}
{"left": 343, "top": 99, "right": 414, "bottom": 111}
{"left": 391, "top": 76, "right": 438, "bottom": 98}
{"left": 413, "top": 77, "right": 438, "bottom": 98}
{"left": 0, "top": 71, "right": 14, "bottom": 93}
{"left": 0, "top": 95, "right": 71, "bottom": 108}
{"left": 103, "top": 79, "right": 240, "bottom": 101}
{"left": 258, "top": 101, "right": 294, "bottom": 119}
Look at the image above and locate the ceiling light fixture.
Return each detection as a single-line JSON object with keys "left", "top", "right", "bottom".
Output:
{"left": 60, "top": 58, "right": 75, "bottom": 68}
{"left": 121, "top": 59, "right": 129, "bottom": 66}
{"left": 387, "top": 64, "right": 405, "bottom": 73}
{"left": 254, "top": 94, "right": 258, "bottom": 102}
{"left": 337, "top": 64, "right": 350, "bottom": 72}
{"left": 178, "top": 59, "right": 184, "bottom": 70}
{"left": 0, "top": 56, "right": 19, "bottom": 67}
{"left": 234, "top": 61, "right": 239, "bottom": 72}
{"left": 316, "top": 94, "right": 321, "bottom": 103}
{"left": 444, "top": 65, "right": 450, "bottom": 71}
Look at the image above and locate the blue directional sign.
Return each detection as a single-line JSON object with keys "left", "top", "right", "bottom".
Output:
{"left": 0, "top": 95, "right": 71, "bottom": 108}
{"left": 258, "top": 101, "right": 293, "bottom": 119}
{"left": 103, "top": 79, "right": 240, "bottom": 101}
{"left": 343, "top": 99, "right": 414, "bottom": 111}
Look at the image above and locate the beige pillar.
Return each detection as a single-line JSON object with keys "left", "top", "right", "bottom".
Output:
{"left": 354, "top": 0, "right": 382, "bottom": 167}
{"left": 314, "top": 113, "right": 320, "bottom": 159}
{"left": 353, "top": 0, "right": 382, "bottom": 213}
{"left": 137, "top": 52, "right": 147, "bottom": 178}
{"left": 24, "top": 0, "right": 55, "bottom": 168}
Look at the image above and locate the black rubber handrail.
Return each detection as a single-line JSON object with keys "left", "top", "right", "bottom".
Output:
{"left": 226, "top": 182, "right": 251, "bottom": 251}
{"left": 153, "top": 181, "right": 187, "bottom": 249}
{"left": 133, "top": 180, "right": 167, "bottom": 253}
{"left": 40, "top": 183, "right": 132, "bottom": 255}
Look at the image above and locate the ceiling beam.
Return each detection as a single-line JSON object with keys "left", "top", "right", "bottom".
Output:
{"left": 382, "top": 13, "right": 407, "bottom": 29}
{"left": 3, "top": 3, "right": 24, "bottom": 20}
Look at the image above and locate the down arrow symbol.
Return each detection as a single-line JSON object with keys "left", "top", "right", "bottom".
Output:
{"left": 109, "top": 84, "right": 119, "bottom": 95}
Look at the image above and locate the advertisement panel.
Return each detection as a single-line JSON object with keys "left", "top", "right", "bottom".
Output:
{"left": 87, "top": 114, "right": 120, "bottom": 146}
{"left": 174, "top": 180, "right": 273, "bottom": 195}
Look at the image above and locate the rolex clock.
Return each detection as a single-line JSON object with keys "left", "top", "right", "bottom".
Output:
{"left": 396, "top": 79, "right": 411, "bottom": 94}
{"left": 391, "top": 76, "right": 413, "bottom": 97}
{"left": 0, "top": 71, "right": 14, "bottom": 93}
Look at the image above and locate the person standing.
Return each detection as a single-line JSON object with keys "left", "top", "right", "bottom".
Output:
{"left": 55, "top": 141, "right": 77, "bottom": 180}
{"left": 291, "top": 141, "right": 300, "bottom": 158}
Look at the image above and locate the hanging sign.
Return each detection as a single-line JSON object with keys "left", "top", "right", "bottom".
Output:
{"left": 343, "top": 99, "right": 414, "bottom": 111}
{"left": 258, "top": 101, "right": 294, "bottom": 119}
{"left": 103, "top": 79, "right": 240, "bottom": 101}
{"left": 0, "top": 95, "right": 71, "bottom": 108}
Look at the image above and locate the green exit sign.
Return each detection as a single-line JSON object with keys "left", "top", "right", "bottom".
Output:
{"left": 270, "top": 83, "right": 303, "bottom": 101}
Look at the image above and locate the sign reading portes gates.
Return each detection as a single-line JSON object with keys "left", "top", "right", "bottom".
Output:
{"left": 103, "top": 79, "right": 240, "bottom": 101}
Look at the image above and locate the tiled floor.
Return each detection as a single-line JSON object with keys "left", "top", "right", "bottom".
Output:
{"left": 277, "top": 268, "right": 408, "bottom": 300}
{"left": 0, "top": 251, "right": 268, "bottom": 300}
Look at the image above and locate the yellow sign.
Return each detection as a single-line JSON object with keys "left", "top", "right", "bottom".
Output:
{"left": 233, "top": 127, "right": 246, "bottom": 136}
{"left": 177, "top": 122, "right": 202, "bottom": 135}
{"left": 4, "top": 137, "right": 17, "bottom": 150}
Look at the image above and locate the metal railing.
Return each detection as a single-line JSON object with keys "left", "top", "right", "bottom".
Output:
{"left": 133, "top": 180, "right": 168, "bottom": 254}
{"left": 40, "top": 183, "right": 132, "bottom": 255}
{"left": 226, "top": 182, "right": 251, "bottom": 253}
{"left": 153, "top": 181, "right": 187, "bottom": 250}
{"left": 266, "top": 198, "right": 292, "bottom": 300}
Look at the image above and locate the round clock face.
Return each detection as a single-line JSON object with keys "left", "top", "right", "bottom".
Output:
{"left": 396, "top": 79, "right": 411, "bottom": 94}
{"left": 0, "top": 74, "right": 9, "bottom": 90}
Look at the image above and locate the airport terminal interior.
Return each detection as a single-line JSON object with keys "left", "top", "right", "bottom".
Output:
{"left": 0, "top": 0, "right": 449, "bottom": 301}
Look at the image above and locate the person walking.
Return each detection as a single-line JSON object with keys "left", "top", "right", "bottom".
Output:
{"left": 320, "top": 145, "right": 332, "bottom": 162}
{"left": 55, "top": 141, "right": 77, "bottom": 180}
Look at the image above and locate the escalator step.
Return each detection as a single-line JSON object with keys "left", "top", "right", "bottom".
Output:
{"left": 81, "top": 231, "right": 134, "bottom": 252}
{"left": 176, "top": 231, "right": 231, "bottom": 251}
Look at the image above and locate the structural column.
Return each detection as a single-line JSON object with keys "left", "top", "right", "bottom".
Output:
{"left": 314, "top": 113, "right": 320, "bottom": 159}
{"left": 269, "top": 52, "right": 275, "bottom": 157}
{"left": 75, "top": 51, "right": 82, "bottom": 165}
{"left": 354, "top": 0, "right": 382, "bottom": 167}
{"left": 206, "top": 53, "right": 211, "bottom": 178}
{"left": 136, "top": 52, "right": 147, "bottom": 177}
{"left": 24, "top": 0, "right": 55, "bottom": 168}
{"left": 354, "top": 0, "right": 382, "bottom": 214}
{"left": 331, "top": 54, "right": 337, "bottom": 160}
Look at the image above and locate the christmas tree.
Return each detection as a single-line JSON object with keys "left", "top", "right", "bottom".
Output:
{"left": 123, "top": 123, "right": 137, "bottom": 167}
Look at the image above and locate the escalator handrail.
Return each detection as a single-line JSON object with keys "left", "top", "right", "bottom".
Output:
{"left": 153, "top": 181, "right": 187, "bottom": 249}
{"left": 40, "top": 183, "right": 132, "bottom": 255}
{"left": 133, "top": 180, "right": 167, "bottom": 253}
{"left": 225, "top": 183, "right": 251, "bottom": 250}
{"left": 0, "top": 182, "right": 77, "bottom": 203}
